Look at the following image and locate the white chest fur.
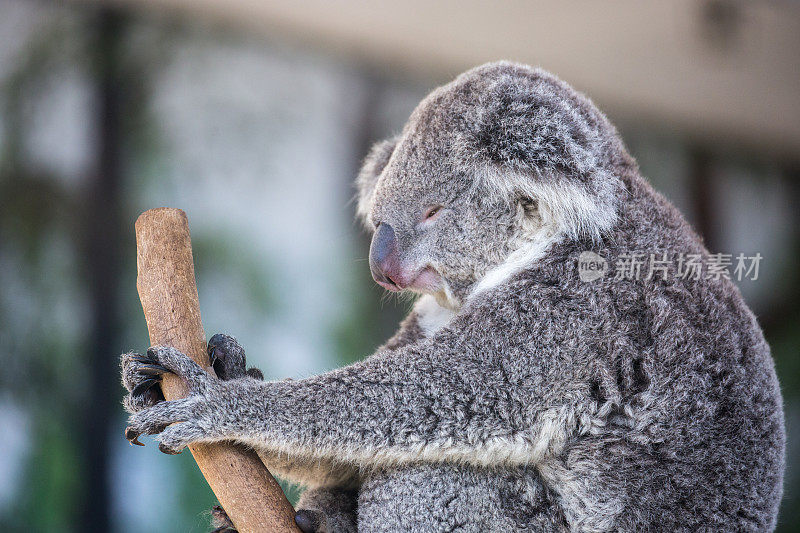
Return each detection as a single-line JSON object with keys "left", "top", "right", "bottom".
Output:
{"left": 415, "top": 295, "right": 457, "bottom": 337}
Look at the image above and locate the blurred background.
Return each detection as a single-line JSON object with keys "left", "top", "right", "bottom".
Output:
{"left": 0, "top": 0, "right": 797, "bottom": 531}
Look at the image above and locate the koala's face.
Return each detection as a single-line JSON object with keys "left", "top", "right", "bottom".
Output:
{"left": 363, "top": 115, "right": 532, "bottom": 306}
{"left": 367, "top": 169, "right": 523, "bottom": 305}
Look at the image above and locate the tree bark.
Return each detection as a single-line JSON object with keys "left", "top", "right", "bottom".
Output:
{"left": 135, "top": 207, "right": 299, "bottom": 533}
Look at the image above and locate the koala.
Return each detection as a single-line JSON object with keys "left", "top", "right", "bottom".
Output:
{"left": 121, "top": 62, "right": 785, "bottom": 532}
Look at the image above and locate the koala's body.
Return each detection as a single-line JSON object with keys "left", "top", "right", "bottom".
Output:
{"left": 122, "top": 62, "right": 785, "bottom": 532}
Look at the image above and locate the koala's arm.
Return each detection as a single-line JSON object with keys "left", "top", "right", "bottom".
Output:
{"left": 123, "top": 314, "right": 426, "bottom": 489}
{"left": 125, "top": 289, "right": 591, "bottom": 468}
{"left": 254, "top": 311, "right": 425, "bottom": 487}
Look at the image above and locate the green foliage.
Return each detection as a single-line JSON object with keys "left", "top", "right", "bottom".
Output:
{"left": 14, "top": 412, "right": 82, "bottom": 532}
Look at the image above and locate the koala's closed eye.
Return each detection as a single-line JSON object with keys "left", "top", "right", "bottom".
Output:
{"left": 422, "top": 205, "right": 444, "bottom": 222}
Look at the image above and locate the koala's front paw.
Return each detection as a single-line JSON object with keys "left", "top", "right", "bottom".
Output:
{"left": 207, "top": 333, "right": 263, "bottom": 381}
{"left": 120, "top": 350, "right": 169, "bottom": 416}
{"left": 124, "top": 346, "right": 231, "bottom": 454}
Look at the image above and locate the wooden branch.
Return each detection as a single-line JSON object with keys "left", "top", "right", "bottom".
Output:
{"left": 135, "top": 207, "right": 300, "bottom": 533}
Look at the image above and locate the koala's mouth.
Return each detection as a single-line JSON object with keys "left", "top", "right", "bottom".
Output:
{"left": 406, "top": 266, "right": 443, "bottom": 293}
{"left": 375, "top": 265, "right": 442, "bottom": 294}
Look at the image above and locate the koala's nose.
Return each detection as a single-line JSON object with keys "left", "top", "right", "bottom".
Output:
{"left": 369, "top": 223, "right": 402, "bottom": 291}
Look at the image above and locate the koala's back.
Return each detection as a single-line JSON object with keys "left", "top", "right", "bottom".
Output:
{"left": 641, "top": 278, "right": 784, "bottom": 530}
{"left": 358, "top": 464, "right": 568, "bottom": 532}
{"left": 535, "top": 172, "right": 786, "bottom": 531}
{"left": 636, "top": 174, "right": 783, "bottom": 529}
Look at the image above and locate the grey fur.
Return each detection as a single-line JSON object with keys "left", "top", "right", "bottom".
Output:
{"left": 121, "top": 62, "right": 784, "bottom": 531}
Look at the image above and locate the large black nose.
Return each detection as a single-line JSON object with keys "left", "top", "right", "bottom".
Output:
{"left": 369, "top": 223, "right": 400, "bottom": 288}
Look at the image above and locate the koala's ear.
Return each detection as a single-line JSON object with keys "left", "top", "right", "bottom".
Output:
{"left": 515, "top": 196, "right": 544, "bottom": 235}
{"left": 517, "top": 197, "right": 539, "bottom": 219}
{"left": 355, "top": 136, "right": 399, "bottom": 227}
{"left": 460, "top": 63, "right": 627, "bottom": 242}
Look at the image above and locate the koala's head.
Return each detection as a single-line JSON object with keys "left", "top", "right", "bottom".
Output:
{"left": 356, "top": 61, "right": 629, "bottom": 308}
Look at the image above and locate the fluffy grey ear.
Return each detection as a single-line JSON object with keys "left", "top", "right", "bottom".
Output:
{"left": 456, "top": 62, "right": 628, "bottom": 242}
{"left": 355, "top": 136, "right": 399, "bottom": 227}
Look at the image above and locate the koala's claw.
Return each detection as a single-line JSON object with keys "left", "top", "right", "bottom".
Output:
{"left": 128, "top": 352, "right": 156, "bottom": 364}
{"left": 131, "top": 378, "right": 160, "bottom": 397}
{"left": 138, "top": 362, "right": 169, "bottom": 376}
{"left": 125, "top": 426, "right": 144, "bottom": 446}
{"left": 121, "top": 351, "right": 171, "bottom": 414}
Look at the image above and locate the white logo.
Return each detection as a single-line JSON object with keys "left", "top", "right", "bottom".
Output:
{"left": 578, "top": 251, "right": 607, "bottom": 282}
